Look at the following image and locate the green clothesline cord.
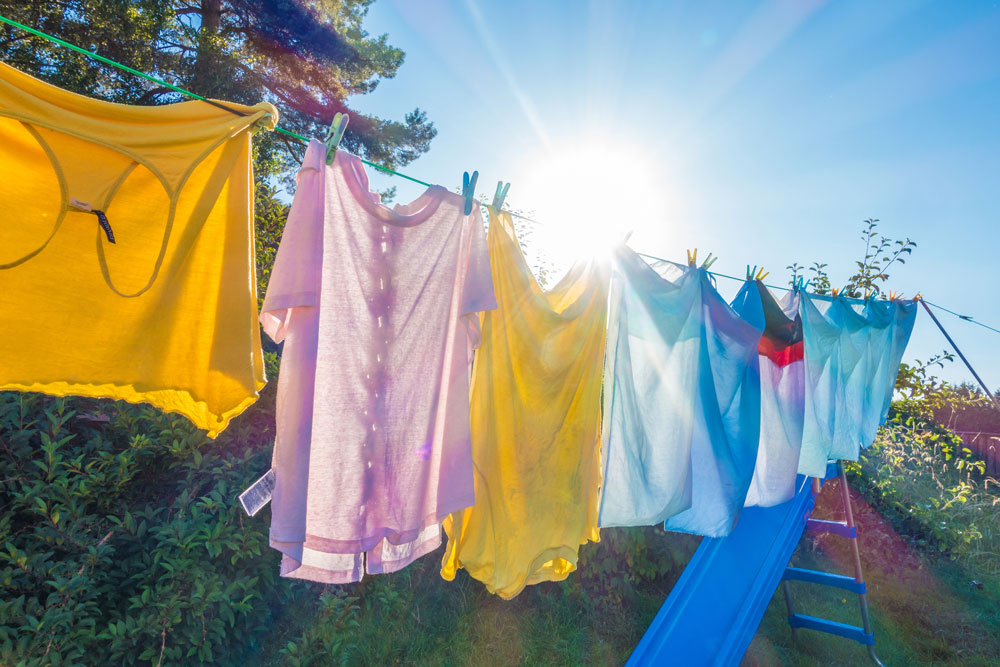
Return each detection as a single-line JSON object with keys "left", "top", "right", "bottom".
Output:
{"left": 0, "top": 13, "right": 433, "bottom": 188}
{"left": 3, "top": 13, "right": 1000, "bottom": 341}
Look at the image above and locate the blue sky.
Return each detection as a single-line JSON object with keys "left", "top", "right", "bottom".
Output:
{"left": 349, "top": 0, "right": 1000, "bottom": 388}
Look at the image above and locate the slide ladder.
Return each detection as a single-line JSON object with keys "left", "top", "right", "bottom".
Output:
{"left": 781, "top": 460, "right": 883, "bottom": 665}
{"left": 628, "top": 461, "right": 881, "bottom": 665}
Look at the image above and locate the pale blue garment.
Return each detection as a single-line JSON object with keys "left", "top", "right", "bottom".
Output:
{"left": 733, "top": 282, "right": 805, "bottom": 507}
{"left": 856, "top": 299, "right": 895, "bottom": 447}
{"left": 652, "top": 261, "right": 763, "bottom": 538}
{"left": 598, "top": 246, "right": 702, "bottom": 527}
{"left": 825, "top": 298, "right": 879, "bottom": 462}
{"left": 875, "top": 300, "right": 918, "bottom": 424}
{"left": 799, "top": 295, "right": 863, "bottom": 477}
{"left": 798, "top": 294, "right": 915, "bottom": 477}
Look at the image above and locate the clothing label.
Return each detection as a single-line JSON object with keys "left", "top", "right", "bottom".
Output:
{"left": 69, "top": 197, "right": 92, "bottom": 211}
{"left": 94, "top": 210, "right": 115, "bottom": 243}
{"left": 238, "top": 468, "right": 275, "bottom": 516}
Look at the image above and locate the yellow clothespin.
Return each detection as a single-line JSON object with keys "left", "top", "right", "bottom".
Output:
{"left": 831, "top": 287, "right": 840, "bottom": 297}
{"left": 887, "top": 290, "right": 903, "bottom": 301}
{"left": 687, "top": 249, "right": 698, "bottom": 266}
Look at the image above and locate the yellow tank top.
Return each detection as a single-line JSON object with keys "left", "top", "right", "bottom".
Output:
{"left": 441, "top": 208, "right": 609, "bottom": 598}
{"left": 0, "top": 62, "right": 277, "bottom": 437}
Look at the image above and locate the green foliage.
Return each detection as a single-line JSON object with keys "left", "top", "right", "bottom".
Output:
{"left": 253, "top": 181, "right": 291, "bottom": 308}
{"left": 842, "top": 218, "right": 916, "bottom": 298}
{"left": 787, "top": 218, "right": 915, "bottom": 298}
{"left": 0, "top": 0, "right": 436, "bottom": 180}
{"left": 787, "top": 261, "right": 832, "bottom": 295}
{"left": 0, "top": 352, "right": 292, "bottom": 665}
{"left": 846, "top": 358, "right": 999, "bottom": 573}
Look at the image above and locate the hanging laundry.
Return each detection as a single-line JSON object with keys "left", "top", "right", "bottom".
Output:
{"left": 798, "top": 294, "right": 916, "bottom": 477}
{"left": 874, "top": 299, "right": 918, "bottom": 424}
{"left": 261, "top": 140, "right": 495, "bottom": 584}
{"left": 598, "top": 246, "right": 703, "bottom": 528}
{"left": 652, "top": 260, "right": 762, "bottom": 538}
{"left": 0, "top": 62, "right": 276, "bottom": 436}
{"left": 441, "top": 208, "right": 608, "bottom": 599}
{"left": 599, "top": 251, "right": 762, "bottom": 538}
{"left": 732, "top": 281, "right": 804, "bottom": 507}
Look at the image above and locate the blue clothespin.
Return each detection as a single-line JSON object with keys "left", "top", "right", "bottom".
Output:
{"left": 492, "top": 180, "right": 510, "bottom": 211}
{"left": 747, "top": 265, "right": 757, "bottom": 281}
{"left": 324, "top": 112, "right": 349, "bottom": 165}
{"left": 462, "top": 170, "right": 479, "bottom": 215}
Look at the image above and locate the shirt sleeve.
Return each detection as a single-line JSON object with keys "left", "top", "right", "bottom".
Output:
{"left": 259, "top": 140, "right": 325, "bottom": 343}
{"left": 461, "top": 207, "right": 497, "bottom": 317}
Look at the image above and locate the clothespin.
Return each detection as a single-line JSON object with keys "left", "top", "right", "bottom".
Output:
{"left": 746, "top": 265, "right": 769, "bottom": 281}
{"left": 746, "top": 265, "right": 756, "bottom": 281}
{"left": 687, "top": 249, "right": 698, "bottom": 266}
{"left": 462, "top": 171, "right": 479, "bottom": 215}
{"left": 701, "top": 252, "right": 718, "bottom": 269}
{"left": 887, "top": 290, "right": 903, "bottom": 302}
{"left": 912, "top": 292, "right": 923, "bottom": 302}
{"left": 324, "top": 112, "right": 349, "bottom": 165}
{"left": 831, "top": 287, "right": 840, "bottom": 297}
{"left": 793, "top": 276, "right": 810, "bottom": 291}
{"left": 492, "top": 181, "right": 510, "bottom": 211}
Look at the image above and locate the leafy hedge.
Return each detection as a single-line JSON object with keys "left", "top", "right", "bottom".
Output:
{"left": 0, "top": 353, "right": 301, "bottom": 665}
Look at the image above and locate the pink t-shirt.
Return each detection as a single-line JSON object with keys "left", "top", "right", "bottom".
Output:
{"left": 260, "top": 140, "right": 495, "bottom": 583}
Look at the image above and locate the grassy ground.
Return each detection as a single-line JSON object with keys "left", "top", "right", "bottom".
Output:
{"left": 745, "top": 477, "right": 1000, "bottom": 666}
{"left": 248, "top": 531, "right": 701, "bottom": 665}
{"left": 247, "top": 428, "right": 1000, "bottom": 666}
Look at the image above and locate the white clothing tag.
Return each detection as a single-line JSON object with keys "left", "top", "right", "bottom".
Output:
{"left": 238, "top": 468, "right": 275, "bottom": 516}
{"left": 69, "top": 197, "right": 93, "bottom": 212}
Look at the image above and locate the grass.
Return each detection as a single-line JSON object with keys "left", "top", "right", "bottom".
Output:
{"left": 249, "top": 530, "right": 701, "bottom": 665}
{"left": 746, "top": 475, "right": 1000, "bottom": 666}
{"left": 245, "top": 421, "right": 1000, "bottom": 665}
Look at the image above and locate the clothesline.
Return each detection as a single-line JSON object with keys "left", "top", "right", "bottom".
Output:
{"left": 2, "top": 11, "right": 998, "bottom": 342}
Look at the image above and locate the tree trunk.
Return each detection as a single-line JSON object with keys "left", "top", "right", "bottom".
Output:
{"left": 193, "top": 0, "right": 222, "bottom": 93}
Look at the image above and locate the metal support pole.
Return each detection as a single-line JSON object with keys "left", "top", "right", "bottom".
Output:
{"left": 837, "top": 461, "right": 884, "bottom": 667}
{"left": 920, "top": 300, "right": 1000, "bottom": 413}
{"left": 781, "top": 579, "right": 798, "bottom": 644}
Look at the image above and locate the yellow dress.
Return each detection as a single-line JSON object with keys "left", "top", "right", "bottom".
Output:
{"left": 441, "top": 208, "right": 609, "bottom": 598}
{"left": 0, "top": 62, "right": 277, "bottom": 437}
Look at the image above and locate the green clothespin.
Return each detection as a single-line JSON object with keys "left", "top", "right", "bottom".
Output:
{"left": 324, "top": 112, "right": 349, "bottom": 165}
{"left": 747, "top": 265, "right": 757, "bottom": 281}
{"left": 492, "top": 181, "right": 510, "bottom": 211}
{"left": 462, "top": 171, "right": 479, "bottom": 215}
{"left": 701, "top": 252, "right": 718, "bottom": 269}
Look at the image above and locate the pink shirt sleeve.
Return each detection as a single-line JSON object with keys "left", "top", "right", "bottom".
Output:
{"left": 460, "top": 208, "right": 497, "bottom": 351}
{"left": 260, "top": 141, "right": 325, "bottom": 343}
{"left": 462, "top": 207, "right": 496, "bottom": 314}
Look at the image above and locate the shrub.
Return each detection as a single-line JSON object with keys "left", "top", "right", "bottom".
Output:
{"left": 0, "top": 352, "right": 296, "bottom": 665}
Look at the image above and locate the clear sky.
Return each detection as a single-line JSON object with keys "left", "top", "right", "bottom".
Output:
{"left": 348, "top": 0, "right": 1000, "bottom": 388}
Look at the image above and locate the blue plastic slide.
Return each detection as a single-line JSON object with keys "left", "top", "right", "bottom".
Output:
{"left": 628, "top": 473, "right": 819, "bottom": 666}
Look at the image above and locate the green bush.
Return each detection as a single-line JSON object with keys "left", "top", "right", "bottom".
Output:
{"left": 0, "top": 351, "right": 297, "bottom": 665}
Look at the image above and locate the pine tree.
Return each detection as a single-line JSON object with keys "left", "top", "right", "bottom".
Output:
{"left": 0, "top": 0, "right": 435, "bottom": 175}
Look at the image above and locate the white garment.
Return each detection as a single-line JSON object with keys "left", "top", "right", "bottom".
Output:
{"left": 260, "top": 140, "right": 495, "bottom": 583}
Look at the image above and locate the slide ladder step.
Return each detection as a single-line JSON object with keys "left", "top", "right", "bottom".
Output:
{"left": 806, "top": 518, "right": 857, "bottom": 539}
{"left": 788, "top": 613, "right": 875, "bottom": 645}
{"left": 783, "top": 566, "right": 866, "bottom": 594}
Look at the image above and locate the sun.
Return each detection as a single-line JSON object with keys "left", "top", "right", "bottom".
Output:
{"left": 515, "top": 135, "right": 664, "bottom": 269}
